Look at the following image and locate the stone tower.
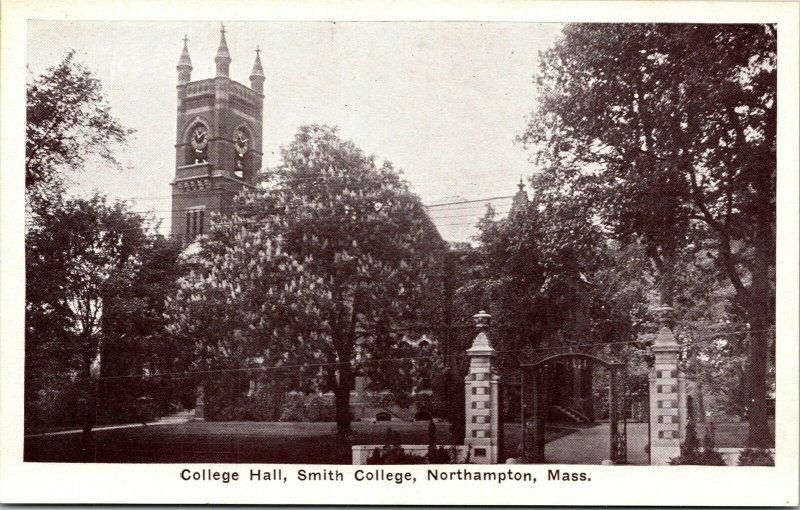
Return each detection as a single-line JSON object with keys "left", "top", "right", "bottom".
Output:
{"left": 171, "top": 25, "right": 265, "bottom": 242}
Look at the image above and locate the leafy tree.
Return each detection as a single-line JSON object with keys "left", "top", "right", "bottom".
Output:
{"left": 673, "top": 250, "right": 775, "bottom": 420}
{"left": 456, "top": 189, "right": 651, "bottom": 369}
{"left": 25, "top": 195, "right": 170, "bottom": 444}
{"left": 453, "top": 184, "right": 652, "bottom": 440}
{"left": 26, "top": 51, "right": 132, "bottom": 206}
{"left": 520, "top": 23, "right": 775, "bottom": 447}
{"left": 98, "top": 234, "right": 186, "bottom": 418}
{"left": 167, "top": 125, "right": 446, "bottom": 436}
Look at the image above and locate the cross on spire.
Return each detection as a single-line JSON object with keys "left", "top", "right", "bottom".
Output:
{"left": 250, "top": 43, "right": 266, "bottom": 89}
{"left": 177, "top": 32, "right": 193, "bottom": 78}
{"left": 215, "top": 21, "right": 231, "bottom": 76}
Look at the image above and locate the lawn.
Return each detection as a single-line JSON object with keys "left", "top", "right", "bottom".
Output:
{"left": 701, "top": 420, "right": 775, "bottom": 448}
{"left": 24, "top": 420, "right": 574, "bottom": 464}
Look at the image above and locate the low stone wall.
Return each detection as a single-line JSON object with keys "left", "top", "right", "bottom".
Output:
{"left": 352, "top": 444, "right": 469, "bottom": 465}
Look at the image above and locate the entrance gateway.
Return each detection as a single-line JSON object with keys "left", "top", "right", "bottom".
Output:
{"left": 519, "top": 351, "right": 628, "bottom": 464}
{"left": 354, "top": 309, "right": 685, "bottom": 465}
{"left": 462, "top": 308, "right": 684, "bottom": 465}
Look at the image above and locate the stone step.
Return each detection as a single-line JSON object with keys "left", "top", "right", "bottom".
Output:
{"left": 554, "top": 405, "right": 589, "bottom": 424}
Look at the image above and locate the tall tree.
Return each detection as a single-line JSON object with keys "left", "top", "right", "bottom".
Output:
{"left": 99, "top": 235, "right": 185, "bottom": 418}
{"left": 25, "top": 51, "right": 153, "bottom": 439}
{"left": 520, "top": 24, "right": 776, "bottom": 446}
{"left": 457, "top": 192, "right": 651, "bottom": 375}
{"left": 167, "top": 125, "right": 446, "bottom": 437}
{"left": 26, "top": 51, "right": 132, "bottom": 206}
{"left": 25, "top": 195, "right": 160, "bottom": 443}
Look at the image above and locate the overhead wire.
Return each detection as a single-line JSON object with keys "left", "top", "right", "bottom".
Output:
{"left": 66, "top": 326, "right": 774, "bottom": 382}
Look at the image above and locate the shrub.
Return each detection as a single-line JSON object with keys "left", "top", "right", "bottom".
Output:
{"left": 25, "top": 379, "right": 82, "bottom": 432}
{"left": 699, "top": 423, "right": 725, "bottom": 465}
{"left": 427, "top": 419, "right": 437, "bottom": 446}
{"left": 367, "top": 445, "right": 428, "bottom": 464}
{"left": 670, "top": 420, "right": 725, "bottom": 465}
{"left": 306, "top": 394, "right": 336, "bottom": 421}
{"left": 278, "top": 394, "right": 308, "bottom": 421}
{"left": 366, "top": 421, "right": 458, "bottom": 464}
{"left": 368, "top": 392, "right": 396, "bottom": 409}
{"left": 669, "top": 417, "right": 701, "bottom": 465}
{"left": 414, "top": 392, "right": 434, "bottom": 415}
{"left": 205, "top": 376, "right": 285, "bottom": 421}
{"left": 426, "top": 446, "right": 454, "bottom": 464}
{"left": 738, "top": 448, "right": 774, "bottom": 466}
{"left": 367, "top": 428, "right": 426, "bottom": 464}
{"left": 278, "top": 393, "right": 336, "bottom": 422}
{"left": 425, "top": 419, "right": 454, "bottom": 463}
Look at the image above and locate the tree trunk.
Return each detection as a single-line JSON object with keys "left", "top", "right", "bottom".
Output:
{"left": 334, "top": 362, "right": 353, "bottom": 437}
{"left": 745, "top": 162, "right": 774, "bottom": 449}
{"left": 449, "top": 368, "right": 466, "bottom": 443}
{"left": 79, "top": 359, "right": 96, "bottom": 462}
{"left": 696, "top": 381, "right": 706, "bottom": 423}
{"left": 746, "top": 322, "right": 771, "bottom": 447}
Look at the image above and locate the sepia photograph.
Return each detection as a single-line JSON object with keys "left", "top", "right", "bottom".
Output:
{"left": 2, "top": 1, "right": 798, "bottom": 505}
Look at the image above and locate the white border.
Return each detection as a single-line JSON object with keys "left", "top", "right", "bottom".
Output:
{"left": 2, "top": 0, "right": 798, "bottom": 505}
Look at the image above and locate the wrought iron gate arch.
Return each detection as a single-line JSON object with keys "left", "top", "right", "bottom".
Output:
{"left": 519, "top": 351, "right": 628, "bottom": 465}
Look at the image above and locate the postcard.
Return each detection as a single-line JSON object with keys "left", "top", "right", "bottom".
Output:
{"left": 1, "top": 0, "right": 798, "bottom": 505}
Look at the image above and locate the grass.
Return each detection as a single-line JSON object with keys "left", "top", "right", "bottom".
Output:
{"left": 700, "top": 420, "right": 775, "bottom": 448}
{"left": 24, "top": 420, "right": 576, "bottom": 464}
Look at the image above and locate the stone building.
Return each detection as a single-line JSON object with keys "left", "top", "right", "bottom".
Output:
{"left": 171, "top": 25, "right": 264, "bottom": 242}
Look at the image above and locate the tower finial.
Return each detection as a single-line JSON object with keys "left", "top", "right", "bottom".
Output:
{"left": 177, "top": 34, "right": 193, "bottom": 84}
{"left": 215, "top": 22, "right": 232, "bottom": 77}
{"left": 511, "top": 176, "right": 529, "bottom": 214}
{"left": 250, "top": 44, "right": 266, "bottom": 94}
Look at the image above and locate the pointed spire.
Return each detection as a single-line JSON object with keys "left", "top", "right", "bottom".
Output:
{"left": 511, "top": 176, "right": 529, "bottom": 215}
{"left": 177, "top": 35, "right": 193, "bottom": 84}
{"left": 215, "top": 22, "right": 231, "bottom": 77}
{"left": 250, "top": 45, "right": 266, "bottom": 93}
{"left": 250, "top": 46, "right": 265, "bottom": 78}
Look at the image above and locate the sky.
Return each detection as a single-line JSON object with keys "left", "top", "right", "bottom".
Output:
{"left": 27, "top": 21, "right": 562, "bottom": 242}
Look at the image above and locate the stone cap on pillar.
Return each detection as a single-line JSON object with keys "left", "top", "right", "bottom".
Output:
{"left": 650, "top": 304, "right": 679, "bottom": 353}
{"left": 467, "top": 311, "right": 495, "bottom": 356}
{"left": 652, "top": 325, "right": 679, "bottom": 352}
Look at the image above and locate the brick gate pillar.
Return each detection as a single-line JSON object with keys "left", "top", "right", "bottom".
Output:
{"left": 464, "top": 310, "right": 501, "bottom": 464}
{"left": 649, "top": 308, "right": 681, "bottom": 464}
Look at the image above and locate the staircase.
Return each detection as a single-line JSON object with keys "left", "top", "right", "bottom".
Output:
{"left": 553, "top": 405, "right": 591, "bottom": 424}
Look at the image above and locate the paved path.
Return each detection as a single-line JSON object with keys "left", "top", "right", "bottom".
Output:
{"left": 24, "top": 411, "right": 194, "bottom": 438}
{"left": 544, "top": 422, "right": 649, "bottom": 465}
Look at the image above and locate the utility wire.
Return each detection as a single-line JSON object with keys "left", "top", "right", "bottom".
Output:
{"left": 25, "top": 200, "right": 513, "bottom": 223}
{"left": 66, "top": 327, "right": 774, "bottom": 382}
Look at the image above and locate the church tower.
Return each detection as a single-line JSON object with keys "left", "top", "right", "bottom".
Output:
{"left": 171, "top": 25, "right": 265, "bottom": 242}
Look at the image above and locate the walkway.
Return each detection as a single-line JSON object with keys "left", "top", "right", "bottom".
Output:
{"left": 544, "top": 422, "right": 649, "bottom": 465}
{"left": 24, "top": 410, "right": 194, "bottom": 438}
